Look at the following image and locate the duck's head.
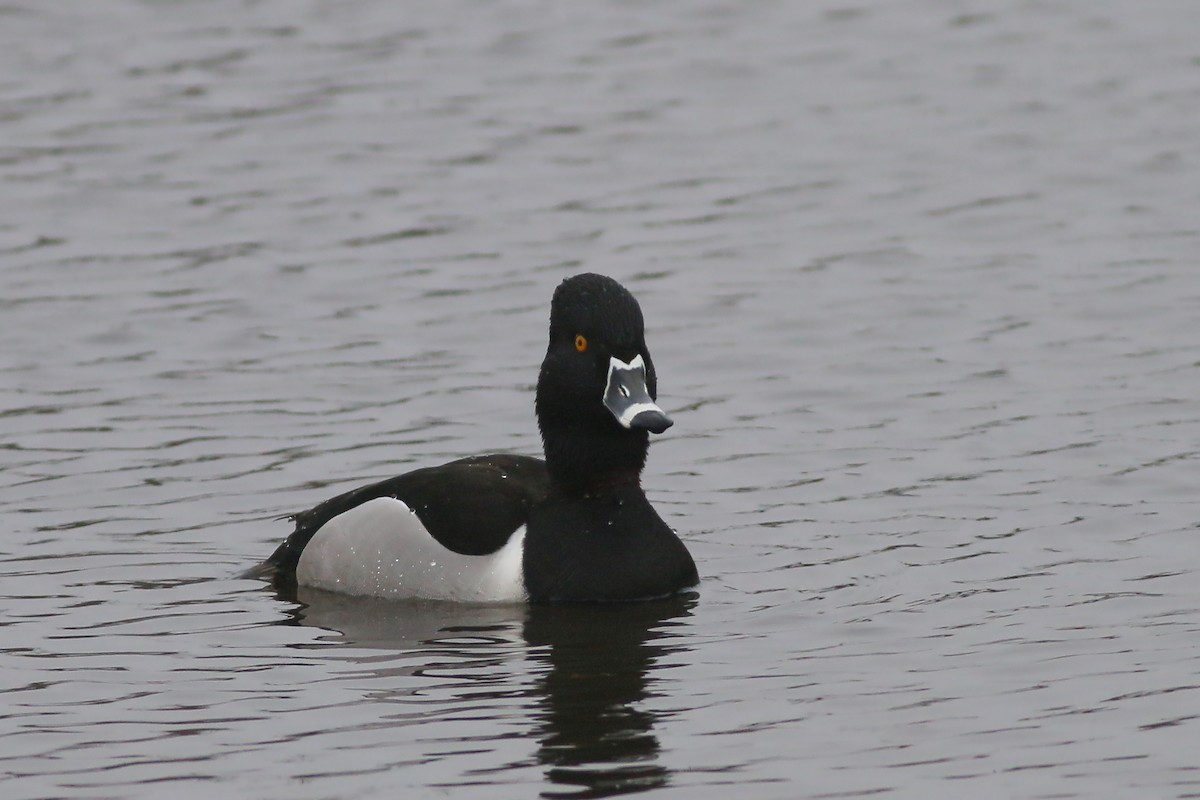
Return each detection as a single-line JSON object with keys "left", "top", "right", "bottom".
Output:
{"left": 536, "top": 273, "right": 672, "bottom": 490}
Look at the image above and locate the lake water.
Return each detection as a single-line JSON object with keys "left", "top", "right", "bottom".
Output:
{"left": 3, "top": 1, "right": 1199, "bottom": 798}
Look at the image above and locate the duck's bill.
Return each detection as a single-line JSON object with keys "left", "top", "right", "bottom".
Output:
{"left": 603, "top": 354, "right": 673, "bottom": 434}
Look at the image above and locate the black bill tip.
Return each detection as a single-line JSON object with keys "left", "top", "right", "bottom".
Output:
{"left": 629, "top": 409, "right": 674, "bottom": 434}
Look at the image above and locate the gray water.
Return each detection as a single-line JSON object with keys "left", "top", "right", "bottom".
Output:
{"left": 3, "top": 1, "right": 1199, "bottom": 798}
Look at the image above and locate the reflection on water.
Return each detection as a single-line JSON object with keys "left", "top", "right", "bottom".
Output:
{"left": 525, "top": 598, "right": 696, "bottom": 799}
{"left": 287, "top": 585, "right": 527, "bottom": 651}
{"left": 283, "top": 587, "right": 695, "bottom": 798}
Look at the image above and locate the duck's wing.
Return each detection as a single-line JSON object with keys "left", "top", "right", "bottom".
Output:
{"left": 265, "top": 454, "right": 549, "bottom": 577}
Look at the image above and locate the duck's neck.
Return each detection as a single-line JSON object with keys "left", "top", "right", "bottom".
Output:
{"left": 540, "top": 425, "right": 649, "bottom": 497}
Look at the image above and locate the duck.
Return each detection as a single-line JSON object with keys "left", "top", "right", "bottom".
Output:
{"left": 261, "top": 273, "right": 699, "bottom": 603}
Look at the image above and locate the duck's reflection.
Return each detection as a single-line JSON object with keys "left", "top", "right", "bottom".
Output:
{"left": 275, "top": 584, "right": 695, "bottom": 798}
{"left": 524, "top": 596, "right": 696, "bottom": 798}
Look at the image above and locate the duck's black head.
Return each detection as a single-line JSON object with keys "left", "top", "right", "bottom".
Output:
{"left": 536, "top": 273, "right": 672, "bottom": 493}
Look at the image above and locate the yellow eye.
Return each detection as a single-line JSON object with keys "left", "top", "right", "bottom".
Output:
{"left": 574, "top": 334, "right": 588, "bottom": 352}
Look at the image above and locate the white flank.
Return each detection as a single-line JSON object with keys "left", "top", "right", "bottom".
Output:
{"left": 295, "top": 497, "right": 527, "bottom": 603}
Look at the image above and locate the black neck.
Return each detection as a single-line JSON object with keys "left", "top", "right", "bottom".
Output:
{"left": 540, "top": 424, "right": 649, "bottom": 496}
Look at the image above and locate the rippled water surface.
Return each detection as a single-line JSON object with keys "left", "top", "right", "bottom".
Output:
{"left": 4, "top": 1, "right": 1200, "bottom": 798}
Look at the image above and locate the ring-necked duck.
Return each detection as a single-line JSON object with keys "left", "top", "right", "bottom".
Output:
{"left": 260, "top": 273, "right": 698, "bottom": 603}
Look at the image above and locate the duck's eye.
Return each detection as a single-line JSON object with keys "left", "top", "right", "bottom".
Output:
{"left": 574, "top": 334, "right": 588, "bottom": 353}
